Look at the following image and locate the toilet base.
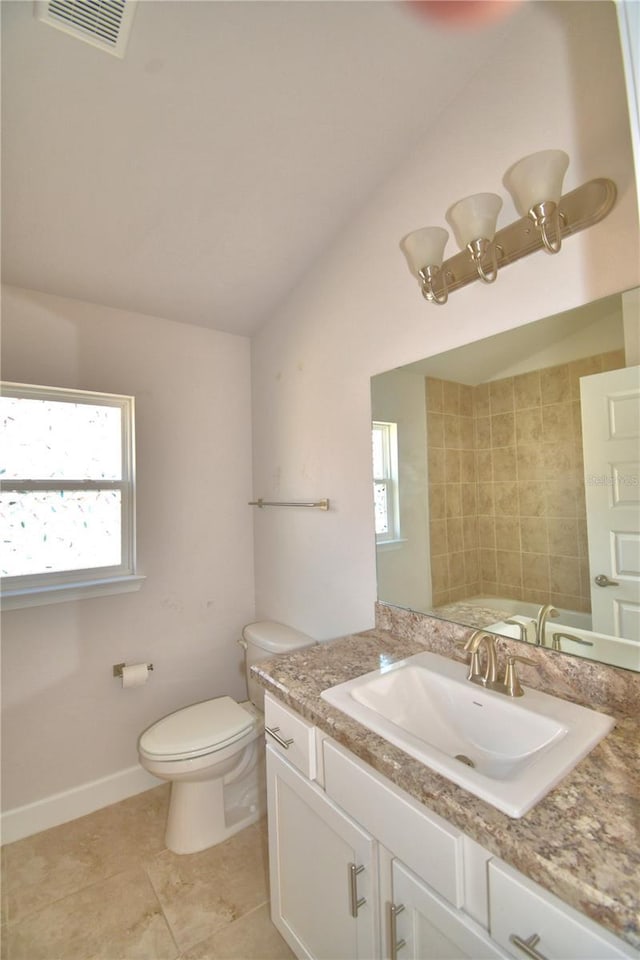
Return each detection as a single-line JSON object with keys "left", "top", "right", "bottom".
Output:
{"left": 165, "top": 748, "right": 266, "bottom": 854}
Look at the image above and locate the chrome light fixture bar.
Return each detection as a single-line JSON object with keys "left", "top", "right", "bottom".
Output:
{"left": 401, "top": 150, "right": 616, "bottom": 305}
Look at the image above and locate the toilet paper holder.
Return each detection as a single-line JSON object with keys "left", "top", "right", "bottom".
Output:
{"left": 112, "top": 662, "right": 154, "bottom": 678}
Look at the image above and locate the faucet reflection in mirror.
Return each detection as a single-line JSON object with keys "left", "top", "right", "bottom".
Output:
{"left": 400, "top": 150, "right": 616, "bottom": 303}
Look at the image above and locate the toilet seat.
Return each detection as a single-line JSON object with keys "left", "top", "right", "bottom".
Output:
{"left": 138, "top": 696, "right": 255, "bottom": 762}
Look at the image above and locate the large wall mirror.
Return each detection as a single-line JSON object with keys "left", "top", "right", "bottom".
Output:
{"left": 372, "top": 288, "right": 640, "bottom": 672}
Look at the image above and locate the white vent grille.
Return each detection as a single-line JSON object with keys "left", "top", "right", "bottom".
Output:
{"left": 35, "top": 0, "right": 137, "bottom": 58}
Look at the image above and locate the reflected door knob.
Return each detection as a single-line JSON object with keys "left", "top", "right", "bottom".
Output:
{"left": 594, "top": 574, "right": 620, "bottom": 587}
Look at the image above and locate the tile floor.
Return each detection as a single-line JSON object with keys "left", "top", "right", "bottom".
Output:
{"left": 0, "top": 785, "right": 295, "bottom": 960}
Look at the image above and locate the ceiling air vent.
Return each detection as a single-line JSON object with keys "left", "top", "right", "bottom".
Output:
{"left": 35, "top": 0, "right": 137, "bottom": 58}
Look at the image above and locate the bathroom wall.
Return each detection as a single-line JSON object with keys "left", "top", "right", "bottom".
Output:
{"left": 250, "top": 1, "right": 640, "bottom": 641}
{"left": 1, "top": 286, "right": 255, "bottom": 821}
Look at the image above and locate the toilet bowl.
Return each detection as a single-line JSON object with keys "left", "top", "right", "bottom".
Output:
{"left": 137, "top": 621, "right": 314, "bottom": 854}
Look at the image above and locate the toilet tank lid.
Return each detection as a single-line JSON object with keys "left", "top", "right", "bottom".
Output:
{"left": 242, "top": 620, "right": 315, "bottom": 653}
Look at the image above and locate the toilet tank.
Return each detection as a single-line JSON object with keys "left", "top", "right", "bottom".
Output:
{"left": 241, "top": 620, "right": 316, "bottom": 711}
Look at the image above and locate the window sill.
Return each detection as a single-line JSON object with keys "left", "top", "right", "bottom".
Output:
{"left": 376, "top": 538, "right": 408, "bottom": 552}
{"left": 1, "top": 575, "right": 146, "bottom": 611}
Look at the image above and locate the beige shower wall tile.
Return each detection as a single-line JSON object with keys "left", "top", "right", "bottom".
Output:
{"left": 477, "top": 450, "right": 492, "bottom": 482}
{"left": 429, "top": 483, "right": 446, "bottom": 520}
{"left": 444, "top": 414, "right": 461, "bottom": 449}
{"left": 428, "top": 446, "right": 445, "bottom": 484}
{"left": 569, "top": 355, "right": 602, "bottom": 398}
{"left": 492, "top": 446, "right": 517, "bottom": 481}
{"left": 494, "top": 517, "right": 520, "bottom": 549}
{"left": 475, "top": 416, "right": 491, "bottom": 450}
{"left": 460, "top": 449, "right": 477, "bottom": 483}
{"left": 489, "top": 377, "right": 514, "bottom": 415}
{"left": 462, "top": 516, "right": 479, "bottom": 550}
{"left": 473, "top": 383, "right": 490, "bottom": 418}
{"left": 430, "top": 519, "right": 448, "bottom": 556}
{"left": 514, "top": 370, "right": 541, "bottom": 409}
{"left": 3, "top": 867, "right": 177, "bottom": 960}
{"left": 516, "top": 407, "right": 543, "bottom": 445}
{"left": 446, "top": 518, "right": 464, "bottom": 554}
{"left": 442, "top": 380, "right": 461, "bottom": 415}
{"left": 550, "top": 556, "right": 581, "bottom": 597}
{"left": 491, "top": 412, "right": 515, "bottom": 448}
{"left": 540, "top": 364, "right": 571, "bottom": 403}
{"left": 496, "top": 550, "right": 522, "bottom": 588}
{"left": 427, "top": 411, "right": 445, "bottom": 448}
{"left": 461, "top": 482, "right": 477, "bottom": 517}
{"left": 477, "top": 516, "right": 496, "bottom": 547}
{"left": 547, "top": 518, "right": 579, "bottom": 558}
{"left": 522, "top": 553, "right": 550, "bottom": 592}
{"left": 493, "top": 481, "right": 519, "bottom": 517}
{"left": 445, "top": 483, "right": 462, "bottom": 518}
{"left": 445, "top": 448, "right": 461, "bottom": 483}
{"left": 601, "top": 349, "right": 625, "bottom": 371}
{"left": 146, "top": 819, "right": 269, "bottom": 953}
{"left": 460, "top": 416, "right": 475, "bottom": 449}
{"left": 542, "top": 402, "right": 574, "bottom": 442}
{"left": 520, "top": 518, "right": 548, "bottom": 555}
{"left": 180, "top": 903, "right": 295, "bottom": 960}
{"left": 426, "top": 377, "right": 444, "bottom": 413}
{"left": 516, "top": 443, "right": 545, "bottom": 481}
{"left": 460, "top": 384, "right": 474, "bottom": 418}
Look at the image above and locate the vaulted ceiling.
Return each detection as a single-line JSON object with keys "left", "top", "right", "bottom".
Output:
{"left": 1, "top": 1, "right": 521, "bottom": 336}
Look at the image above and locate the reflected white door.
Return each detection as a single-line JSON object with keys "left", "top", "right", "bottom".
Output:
{"left": 581, "top": 365, "right": 640, "bottom": 640}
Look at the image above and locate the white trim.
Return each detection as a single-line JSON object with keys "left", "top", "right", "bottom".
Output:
{"left": 1, "top": 764, "right": 162, "bottom": 845}
{"left": 1, "top": 574, "right": 146, "bottom": 610}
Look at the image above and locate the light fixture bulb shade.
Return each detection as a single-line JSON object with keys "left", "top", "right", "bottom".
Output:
{"left": 506, "top": 149, "right": 569, "bottom": 215}
{"left": 400, "top": 226, "right": 449, "bottom": 277}
{"left": 447, "top": 192, "right": 503, "bottom": 248}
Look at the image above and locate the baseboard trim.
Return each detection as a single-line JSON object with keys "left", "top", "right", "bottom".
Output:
{"left": 1, "top": 765, "right": 163, "bottom": 845}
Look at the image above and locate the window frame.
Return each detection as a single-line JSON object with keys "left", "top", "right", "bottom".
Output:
{"left": 372, "top": 420, "right": 401, "bottom": 544}
{"left": 1, "top": 381, "right": 143, "bottom": 609}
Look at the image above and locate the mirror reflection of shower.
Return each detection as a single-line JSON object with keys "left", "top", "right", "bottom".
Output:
{"left": 371, "top": 288, "right": 640, "bottom": 672}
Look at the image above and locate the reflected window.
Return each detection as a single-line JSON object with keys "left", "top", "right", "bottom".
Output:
{"left": 372, "top": 421, "right": 400, "bottom": 542}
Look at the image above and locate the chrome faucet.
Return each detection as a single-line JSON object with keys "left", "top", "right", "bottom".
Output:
{"left": 535, "top": 604, "right": 559, "bottom": 646}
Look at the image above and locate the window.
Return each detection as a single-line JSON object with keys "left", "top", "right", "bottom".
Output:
{"left": 0, "top": 382, "right": 142, "bottom": 608}
{"left": 372, "top": 421, "right": 400, "bottom": 543}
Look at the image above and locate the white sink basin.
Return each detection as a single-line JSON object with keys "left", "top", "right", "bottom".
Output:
{"left": 320, "top": 650, "right": 615, "bottom": 817}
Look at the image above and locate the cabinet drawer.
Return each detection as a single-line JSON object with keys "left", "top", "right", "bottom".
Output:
{"left": 488, "top": 859, "right": 639, "bottom": 960}
{"left": 264, "top": 693, "right": 316, "bottom": 779}
{"left": 324, "top": 739, "right": 464, "bottom": 907}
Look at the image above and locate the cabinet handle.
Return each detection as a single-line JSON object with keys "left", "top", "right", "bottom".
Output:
{"left": 509, "top": 933, "right": 549, "bottom": 960}
{"left": 348, "top": 863, "right": 366, "bottom": 918}
{"left": 265, "top": 725, "right": 294, "bottom": 749}
{"left": 389, "top": 902, "right": 406, "bottom": 959}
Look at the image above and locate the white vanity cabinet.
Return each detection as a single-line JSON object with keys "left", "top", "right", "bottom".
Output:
{"left": 264, "top": 693, "right": 638, "bottom": 960}
{"left": 266, "top": 747, "right": 379, "bottom": 959}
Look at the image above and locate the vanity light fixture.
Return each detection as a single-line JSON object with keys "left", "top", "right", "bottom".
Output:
{"left": 401, "top": 150, "right": 616, "bottom": 305}
{"left": 400, "top": 226, "right": 450, "bottom": 304}
{"left": 448, "top": 192, "right": 503, "bottom": 283}
{"left": 506, "top": 149, "right": 569, "bottom": 254}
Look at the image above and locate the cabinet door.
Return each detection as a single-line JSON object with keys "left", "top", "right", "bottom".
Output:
{"left": 390, "top": 859, "right": 509, "bottom": 960}
{"left": 267, "top": 745, "right": 379, "bottom": 960}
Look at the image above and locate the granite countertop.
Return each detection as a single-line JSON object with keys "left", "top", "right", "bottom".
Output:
{"left": 253, "top": 628, "right": 640, "bottom": 951}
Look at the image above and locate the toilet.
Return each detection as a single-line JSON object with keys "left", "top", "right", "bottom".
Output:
{"left": 138, "top": 620, "right": 315, "bottom": 854}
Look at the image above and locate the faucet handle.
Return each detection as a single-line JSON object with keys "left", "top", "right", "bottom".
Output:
{"left": 503, "top": 654, "right": 537, "bottom": 697}
{"left": 454, "top": 638, "right": 483, "bottom": 682}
